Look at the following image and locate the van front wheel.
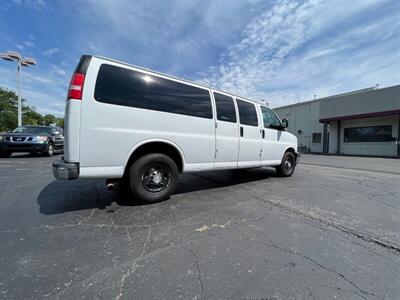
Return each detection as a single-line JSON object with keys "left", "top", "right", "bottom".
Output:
{"left": 129, "top": 153, "right": 179, "bottom": 203}
{"left": 276, "top": 152, "right": 296, "bottom": 177}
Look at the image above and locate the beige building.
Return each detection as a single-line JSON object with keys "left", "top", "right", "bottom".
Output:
{"left": 274, "top": 85, "right": 400, "bottom": 158}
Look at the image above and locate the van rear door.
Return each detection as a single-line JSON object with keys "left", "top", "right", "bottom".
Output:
{"left": 63, "top": 55, "right": 91, "bottom": 163}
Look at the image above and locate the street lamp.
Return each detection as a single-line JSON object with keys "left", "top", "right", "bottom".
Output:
{"left": 1, "top": 50, "right": 37, "bottom": 127}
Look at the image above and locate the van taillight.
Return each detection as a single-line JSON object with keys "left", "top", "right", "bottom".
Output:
{"left": 68, "top": 73, "right": 85, "bottom": 100}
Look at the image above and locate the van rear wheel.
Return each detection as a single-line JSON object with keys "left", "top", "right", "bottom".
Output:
{"left": 276, "top": 152, "right": 296, "bottom": 177}
{"left": 128, "top": 153, "right": 179, "bottom": 203}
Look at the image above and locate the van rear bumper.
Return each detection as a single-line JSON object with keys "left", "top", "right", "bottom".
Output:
{"left": 53, "top": 160, "right": 79, "bottom": 180}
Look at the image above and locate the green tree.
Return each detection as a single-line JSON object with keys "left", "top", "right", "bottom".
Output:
{"left": 0, "top": 86, "right": 63, "bottom": 132}
{"left": 23, "top": 106, "right": 43, "bottom": 125}
{"left": 43, "top": 114, "right": 57, "bottom": 125}
{"left": 56, "top": 117, "right": 64, "bottom": 128}
{"left": 0, "top": 88, "right": 18, "bottom": 132}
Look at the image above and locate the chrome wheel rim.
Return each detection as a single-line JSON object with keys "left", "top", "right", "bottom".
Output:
{"left": 48, "top": 145, "right": 54, "bottom": 155}
{"left": 141, "top": 164, "right": 171, "bottom": 193}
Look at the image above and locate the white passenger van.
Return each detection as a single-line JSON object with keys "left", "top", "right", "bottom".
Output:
{"left": 53, "top": 55, "right": 299, "bottom": 203}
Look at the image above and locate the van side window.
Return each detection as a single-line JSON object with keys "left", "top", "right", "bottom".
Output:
{"left": 236, "top": 99, "right": 258, "bottom": 126}
{"left": 214, "top": 92, "right": 236, "bottom": 123}
{"left": 261, "top": 107, "right": 281, "bottom": 128}
{"left": 94, "top": 64, "right": 213, "bottom": 119}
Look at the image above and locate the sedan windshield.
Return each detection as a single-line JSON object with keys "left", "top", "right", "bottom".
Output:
{"left": 12, "top": 127, "right": 52, "bottom": 135}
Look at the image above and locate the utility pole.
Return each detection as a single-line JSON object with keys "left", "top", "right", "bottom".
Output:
{"left": 1, "top": 51, "right": 37, "bottom": 127}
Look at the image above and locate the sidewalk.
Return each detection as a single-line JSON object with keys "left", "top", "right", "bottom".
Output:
{"left": 299, "top": 153, "right": 400, "bottom": 174}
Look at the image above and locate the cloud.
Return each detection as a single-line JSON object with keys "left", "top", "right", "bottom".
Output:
{"left": 43, "top": 47, "right": 59, "bottom": 56}
{"left": 24, "top": 41, "right": 35, "bottom": 48}
{"left": 50, "top": 65, "right": 67, "bottom": 77}
{"left": 197, "top": 0, "right": 400, "bottom": 107}
{"left": 1, "top": 0, "right": 400, "bottom": 118}
{"left": 12, "top": 0, "right": 46, "bottom": 9}
{"left": 77, "top": 0, "right": 266, "bottom": 76}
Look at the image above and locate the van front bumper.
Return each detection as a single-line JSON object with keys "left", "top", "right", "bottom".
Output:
{"left": 295, "top": 152, "right": 300, "bottom": 165}
{"left": 53, "top": 160, "right": 79, "bottom": 180}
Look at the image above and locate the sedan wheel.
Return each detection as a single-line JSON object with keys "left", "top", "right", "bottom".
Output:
{"left": 46, "top": 143, "right": 54, "bottom": 157}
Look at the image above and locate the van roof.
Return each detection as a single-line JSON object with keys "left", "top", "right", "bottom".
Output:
{"left": 93, "top": 55, "right": 263, "bottom": 106}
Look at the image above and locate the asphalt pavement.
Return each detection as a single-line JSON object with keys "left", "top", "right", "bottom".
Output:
{"left": 0, "top": 153, "right": 399, "bottom": 299}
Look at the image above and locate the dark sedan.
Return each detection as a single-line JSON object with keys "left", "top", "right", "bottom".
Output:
{"left": 0, "top": 126, "right": 64, "bottom": 157}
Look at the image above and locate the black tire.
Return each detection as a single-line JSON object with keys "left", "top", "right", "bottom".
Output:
{"left": 0, "top": 151, "right": 11, "bottom": 158}
{"left": 45, "top": 143, "right": 55, "bottom": 157}
{"left": 276, "top": 152, "right": 296, "bottom": 177}
{"left": 128, "top": 153, "right": 179, "bottom": 203}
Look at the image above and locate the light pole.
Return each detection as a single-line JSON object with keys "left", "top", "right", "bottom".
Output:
{"left": 1, "top": 51, "right": 37, "bottom": 127}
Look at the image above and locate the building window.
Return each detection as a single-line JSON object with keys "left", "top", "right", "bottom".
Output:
{"left": 312, "top": 132, "right": 322, "bottom": 143}
{"left": 344, "top": 125, "right": 392, "bottom": 143}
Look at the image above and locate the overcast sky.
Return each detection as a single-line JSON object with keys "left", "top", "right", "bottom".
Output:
{"left": 0, "top": 0, "right": 399, "bottom": 116}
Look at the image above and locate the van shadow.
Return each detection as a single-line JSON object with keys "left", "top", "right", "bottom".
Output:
{"left": 37, "top": 168, "right": 277, "bottom": 215}
{"left": 174, "top": 168, "right": 277, "bottom": 195}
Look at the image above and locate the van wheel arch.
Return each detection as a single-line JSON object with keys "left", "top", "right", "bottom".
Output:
{"left": 285, "top": 147, "right": 296, "bottom": 156}
{"left": 276, "top": 147, "right": 297, "bottom": 177}
{"left": 283, "top": 147, "right": 298, "bottom": 164}
{"left": 124, "top": 141, "right": 184, "bottom": 177}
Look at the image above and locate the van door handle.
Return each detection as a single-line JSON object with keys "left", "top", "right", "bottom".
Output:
{"left": 261, "top": 129, "right": 265, "bottom": 139}
{"left": 240, "top": 126, "right": 244, "bottom": 137}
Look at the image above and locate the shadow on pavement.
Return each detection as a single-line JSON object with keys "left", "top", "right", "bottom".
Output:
{"left": 175, "top": 168, "right": 277, "bottom": 194}
{"left": 37, "top": 168, "right": 277, "bottom": 215}
{"left": 37, "top": 179, "right": 112, "bottom": 215}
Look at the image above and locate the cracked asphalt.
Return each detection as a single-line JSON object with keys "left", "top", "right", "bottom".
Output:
{"left": 0, "top": 153, "right": 399, "bottom": 299}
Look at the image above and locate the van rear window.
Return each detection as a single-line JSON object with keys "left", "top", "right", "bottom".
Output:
{"left": 94, "top": 64, "right": 213, "bottom": 119}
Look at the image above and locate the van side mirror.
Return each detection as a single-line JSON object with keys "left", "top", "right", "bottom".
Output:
{"left": 281, "top": 119, "right": 289, "bottom": 128}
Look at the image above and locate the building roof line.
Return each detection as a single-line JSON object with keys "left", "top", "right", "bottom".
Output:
{"left": 274, "top": 85, "right": 400, "bottom": 110}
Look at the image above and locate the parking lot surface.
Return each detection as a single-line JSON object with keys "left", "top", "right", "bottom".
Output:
{"left": 1, "top": 154, "right": 399, "bottom": 299}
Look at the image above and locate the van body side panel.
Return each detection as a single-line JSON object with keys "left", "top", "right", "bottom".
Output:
{"left": 124, "top": 138, "right": 186, "bottom": 171}
{"left": 80, "top": 166, "right": 124, "bottom": 178}
{"left": 63, "top": 100, "right": 81, "bottom": 163}
{"left": 78, "top": 58, "right": 215, "bottom": 177}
